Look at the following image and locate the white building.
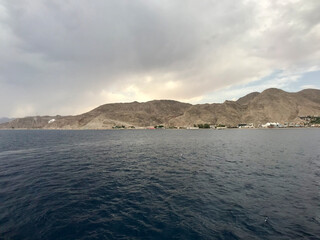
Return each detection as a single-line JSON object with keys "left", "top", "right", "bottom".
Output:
{"left": 261, "top": 122, "right": 281, "bottom": 128}
{"left": 48, "top": 119, "right": 56, "bottom": 124}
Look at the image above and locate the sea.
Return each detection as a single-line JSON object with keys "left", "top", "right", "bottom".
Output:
{"left": 0, "top": 129, "right": 319, "bottom": 240}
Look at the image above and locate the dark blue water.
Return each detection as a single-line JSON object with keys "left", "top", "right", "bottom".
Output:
{"left": 0, "top": 129, "right": 319, "bottom": 239}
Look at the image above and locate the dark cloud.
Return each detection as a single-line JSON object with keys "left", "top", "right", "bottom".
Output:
{"left": 0, "top": 0, "right": 319, "bottom": 117}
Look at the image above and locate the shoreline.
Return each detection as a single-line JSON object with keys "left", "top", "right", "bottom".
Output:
{"left": 0, "top": 127, "right": 319, "bottom": 131}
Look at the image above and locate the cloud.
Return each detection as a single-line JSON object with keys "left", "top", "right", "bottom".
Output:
{"left": 301, "top": 85, "right": 318, "bottom": 89}
{"left": 0, "top": 0, "right": 319, "bottom": 117}
{"left": 201, "top": 68, "right": 320, "bottom": 103}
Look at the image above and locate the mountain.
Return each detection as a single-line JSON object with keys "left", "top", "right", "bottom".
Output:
{"left": 0, "top": 117, "right": 13, "bottom": 124}
{"left": 236, "top": 92, "right": 260, "bottom": 105}
{"left": 1, "top": 88, "right": 319, "bottom": 129}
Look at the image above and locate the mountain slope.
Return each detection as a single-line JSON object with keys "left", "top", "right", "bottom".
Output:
{"left": 36, "top": 100, "right": 191, "bottom": 129}
{"left": 242, "top": 88, "right": 320, "bottom": 124}
{"left": 1, "top": 88, "right": 319, "bottom": 129}
{"left": 236, "top": 92, "right": 260, "bottom": 105}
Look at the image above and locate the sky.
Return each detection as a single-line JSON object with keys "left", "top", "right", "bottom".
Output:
{"left": 0, "top": 0, "right": 319, "bottom": 117}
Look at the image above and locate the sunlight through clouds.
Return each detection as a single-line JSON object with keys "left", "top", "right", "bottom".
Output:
{"left": 0, "top": 0, "right": 319, "bottom": 116}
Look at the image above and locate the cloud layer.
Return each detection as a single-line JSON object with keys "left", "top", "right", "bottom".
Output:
{"left": 0, "top": 0, "right": 319, "bottom": 117}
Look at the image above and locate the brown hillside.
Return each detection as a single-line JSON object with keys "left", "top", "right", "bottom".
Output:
{"left": 1, "top": 88, "right": 319, "bottom": 129}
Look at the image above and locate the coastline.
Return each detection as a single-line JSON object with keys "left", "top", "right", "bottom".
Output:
{"left": 0, "top": 126, "right": 319, "bottom": 131}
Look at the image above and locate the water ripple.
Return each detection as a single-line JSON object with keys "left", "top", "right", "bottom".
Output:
{"left": 0, "top": 129, "right": 319, "bottom": 239}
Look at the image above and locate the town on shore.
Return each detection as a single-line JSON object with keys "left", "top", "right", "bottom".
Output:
{"left": 111, "top": 115, "right": 320, "bottom": 130}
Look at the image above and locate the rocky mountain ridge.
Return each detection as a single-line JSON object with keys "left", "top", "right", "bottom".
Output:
{"left": 1, "top": 88, "right": 319, "bottom": 129}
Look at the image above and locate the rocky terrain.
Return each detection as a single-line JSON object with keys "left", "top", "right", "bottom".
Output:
{"left": 0, "top": 117, "right": 13, "bottom": 124}
{"left": 1, "top": 88, "right": 319, "bottom": 129}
